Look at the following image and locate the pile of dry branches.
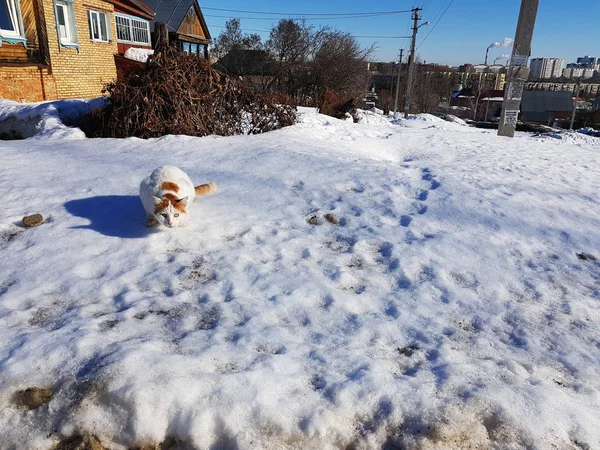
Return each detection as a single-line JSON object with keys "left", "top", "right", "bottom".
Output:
{"left": 84, "top": 47, "right": 296, "bottom": 138}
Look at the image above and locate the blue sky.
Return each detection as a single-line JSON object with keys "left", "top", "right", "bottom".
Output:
{"left": 200, "top": 0, "right": 600, "bottom": 66}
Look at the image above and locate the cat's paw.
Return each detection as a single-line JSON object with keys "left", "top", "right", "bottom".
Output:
{"left": 145, "top": 217, "right": 158, "bottom": 227}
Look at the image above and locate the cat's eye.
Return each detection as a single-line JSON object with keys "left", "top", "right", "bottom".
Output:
{"left": 174, "top": 213, "right": 179, "bottom": 217}
{"left": 161, "top": 213, "right": 167, "bottom": 217}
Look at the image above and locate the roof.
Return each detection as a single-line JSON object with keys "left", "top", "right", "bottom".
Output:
{"left": 128, "top": 0, "right": 155, "bottom": 17}
{"left": 106, "top": 0, "right": 155, "bottom": 20}
{"left": 144, "top": 0, "right": 211, "bottom": 39}
{"left": 521, "top": 90, "right": 573, "bottom": 113}
{"left": 215, "top": 49, "right": 277, "bottom": 76}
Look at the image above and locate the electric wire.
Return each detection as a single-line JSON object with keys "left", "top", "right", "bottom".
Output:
{"left": 418, "top": 0, "right": 454, "bottom": 49}
{"left": 204, "top": 13, "right": 408, "bottom": 21}
{"left": 202, "top": 7, "right": 412, "bottom": 16}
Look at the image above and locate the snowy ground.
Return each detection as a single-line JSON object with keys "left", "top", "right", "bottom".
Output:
{"left": 1, "top": 104, "right": 600, "bottom": 449}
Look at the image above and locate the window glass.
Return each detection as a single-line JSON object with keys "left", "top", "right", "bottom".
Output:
{"left": 115, "top": 14, "right": 130, "bottom": 41}
{"left": 88, "top": 10, "right": 109, "bottom": 42}
{"left": 56, "top": 0, "right": 76, "bottom": 44}
{"left": 56, "top": 4, "right": 67, "bottom": 38}
{"left": 0, "top": 0, "right": 15, "bottom": 31}
{"left": 115, "top": 13, "right": 149, "bottom": 45}
{"left": 182, "top": 41, "right": 190, "bottom": 55}
{"left": 99, "top": 12, "right": 107, "bottom": 40}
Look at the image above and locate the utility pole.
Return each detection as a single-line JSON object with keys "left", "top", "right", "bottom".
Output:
{"left": 404, "top": 8, "right": 422, "bottom": 119}
{"left": 570, "top": 78, "right": 581, "bottom": 130}
{"left": 393, "top": 48, "right": 404, "bottom": 115}
{"left": 498, "top": 0, "right": 539, "bottom": 137}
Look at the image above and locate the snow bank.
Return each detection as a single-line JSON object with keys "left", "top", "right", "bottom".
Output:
{"left": 0, "top": 98, "right": 102, "bottom": 140}
{"left": 354, "top": 108, "right": 392, "bottom": 125}
{"left": 1, "top": 107, "right": 600, "bottom": 450}
{"left": 124, "top": 47, "right": 154, "bottom": 63}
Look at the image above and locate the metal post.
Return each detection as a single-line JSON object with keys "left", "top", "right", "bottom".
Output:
{"left": 404, "top": 8, "right": 422, "bottom": 119}
{"left": 498, "top": 0, "right": 539, "bottom": 137}
{"left": 570, "top": 78, "right": 581, "bottom": 130}
{"left": 393, "top": 49, "right": 404, "bottom": 115}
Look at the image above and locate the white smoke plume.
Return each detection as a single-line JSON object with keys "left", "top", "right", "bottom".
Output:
{"left": 494, "top": 54, "right": 511, "bottom": 64}
{"left": 488, "top": 37, "right": 513, "bottom": 49}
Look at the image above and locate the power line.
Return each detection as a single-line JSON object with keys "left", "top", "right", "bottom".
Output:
{"left": 204, "top": 13, "right": 408, "bottom": 21}
{"left": 207, "top": 24, "right": 270, "bottom": 33}
{"left": 207, "top": 24, "right": 411, "bottom": 39}
{"left": 202, "top": 7, "right": 412, "bottom": 16}
{"left": 418, "top": 0, "right": 454, "bottom": 49}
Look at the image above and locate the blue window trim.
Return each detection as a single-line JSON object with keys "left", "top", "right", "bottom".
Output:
{"left": 0, "top": 36, "right": 27, "bottom": 47}
{"left": 53, "top": 0, "right": 80, "bottom": 53}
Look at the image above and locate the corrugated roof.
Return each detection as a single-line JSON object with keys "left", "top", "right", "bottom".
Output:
{"left": 521, "top": 90, "right": 573, "bottom": 113}
{"left": 145, "top": 0, "right": 211, "bottom": 39}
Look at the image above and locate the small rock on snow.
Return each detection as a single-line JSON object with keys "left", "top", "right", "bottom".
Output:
{"left": 13, "top": 387, "right": 53, "bottom": 409}
{"left": 22, "top": 214, "right": 43, "bottom": 228}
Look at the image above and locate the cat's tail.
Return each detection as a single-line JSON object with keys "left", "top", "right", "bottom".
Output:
{"left": 195, "top": 182, "right": 217, "bottom": 196}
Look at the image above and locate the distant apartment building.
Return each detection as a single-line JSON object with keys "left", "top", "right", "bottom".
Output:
{"left": 526, "top": 81, "right": 600, "bottom": 97}
{"left": 563, "top": 67, "right": 596, "bottom": 79}
{"left": 530, "top": 58, "right": 564, "bottom": 79}
{"left": 577, "top": 56, "right": 598, "bottom": 64}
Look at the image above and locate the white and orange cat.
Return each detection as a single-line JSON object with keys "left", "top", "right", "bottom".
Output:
{"left": 140, "top": 166, "right": 216, "bottom": 228}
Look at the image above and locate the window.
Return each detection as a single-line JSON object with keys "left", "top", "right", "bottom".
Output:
{"left": 88, "top": 10, "right": 109, "bottom": 42}
{"left": 55, "top": 0, "right": 77, "bottom": 45}
{"left": 115, "top": 13, "right": 149, "bottom": 45}
{"left": 181, "top": 41, "right": 205, "bottom": 58}
{"left": 0, "top": 0, "right": 24, "bottom": 39}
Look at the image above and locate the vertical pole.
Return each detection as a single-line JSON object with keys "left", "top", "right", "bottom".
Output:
{"left": 404, "top": 8, "right": 421, "bottom": 119}
{"left": 390, "top": 64, "right": 395, "bottom": 113}
{"left": 153, "top": 22, "right": 169, "bottom": 53}
{"left": 498, "top": 0, "right": 539, "bottom": 137}
{"left": 570, "top": 78, "right": 581, "bottom": 130}
{"left": 393, "top": 49, "right": 404, "bottom": 114}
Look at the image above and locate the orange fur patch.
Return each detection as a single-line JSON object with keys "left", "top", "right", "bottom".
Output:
{"left": 162, "top": 182, "right": 180, "bottom": 193}
{"left": 194, "top": 182, "right": 216, "bottom": 196}
{"left": 154, "top": 193, "right": 187, "bottom": 213}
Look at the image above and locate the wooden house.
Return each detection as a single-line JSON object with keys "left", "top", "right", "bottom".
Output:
{"left": 144, "top": 0, "right": 210, "bottom": 59}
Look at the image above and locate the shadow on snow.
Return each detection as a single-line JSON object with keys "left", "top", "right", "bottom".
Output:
{"left": 64, "top": 195, "right": 150, "bottom": 239}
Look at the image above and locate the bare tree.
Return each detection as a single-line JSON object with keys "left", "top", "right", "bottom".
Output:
{"left": 313, "top": 30, "right": 374, "bottom": 105}
{"left": 266, "top": 19, "right": 314, "bottom": 101}
{"left": 211, "top": 19, "right": 263, "bottom": 62}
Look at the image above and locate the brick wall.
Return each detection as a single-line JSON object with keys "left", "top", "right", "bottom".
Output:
{"left": 0, "top": 66, "right": 57, "bottom": 102}
{"left": 41, "top": 0, "right": 118, "bottom": 98}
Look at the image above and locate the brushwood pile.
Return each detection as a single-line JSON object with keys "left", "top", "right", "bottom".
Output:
{"left": 84, "top": 47, "right": 296, "bottom": 138}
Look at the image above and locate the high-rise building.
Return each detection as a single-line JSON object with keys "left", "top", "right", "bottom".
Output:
{"left": 530, "top": 58, "right": 565, "bottom": 79}
{"left": 577, "top": 56, "right": 598, "bottom": 64}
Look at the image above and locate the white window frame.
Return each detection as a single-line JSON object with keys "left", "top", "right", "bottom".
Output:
{"left": 54, "top": 0, "right": 77, "bottom": 46}
{"left": 114, "top": 13, "right": 150, "bottom": 46}
{"left": 88, "top": 9, "right": 110, "bottom": 43}
{"left": 0, "top": 0, "right": 25, "bottom": 40}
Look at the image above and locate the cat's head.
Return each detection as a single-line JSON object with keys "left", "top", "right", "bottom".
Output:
{"left": 153, "top": 194, "right": 189, "bottom": 228}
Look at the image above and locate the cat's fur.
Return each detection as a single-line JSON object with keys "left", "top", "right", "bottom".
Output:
{"left": 140, "top": 166, "right": 216, "bottom": 228}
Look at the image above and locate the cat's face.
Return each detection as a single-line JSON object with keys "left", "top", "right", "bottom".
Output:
{"left": 153, "top": 195, "right": 189, "bottom": 228}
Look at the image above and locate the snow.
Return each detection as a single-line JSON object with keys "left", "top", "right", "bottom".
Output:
{"left": 0, "top": 98, "right": 102, "bottom": 140}
{"left": 1, "top": 102, "right": 600, "bottom": 449}
{"left": 124, "top": 47, "right": 154, "bottom": 63}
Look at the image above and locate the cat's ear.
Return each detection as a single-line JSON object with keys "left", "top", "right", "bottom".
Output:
{"left": 153, "top": 196, "right": 163, "bottom": 206}
{"left": 177, "top": 196, "right": 189, "bottom": 207}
